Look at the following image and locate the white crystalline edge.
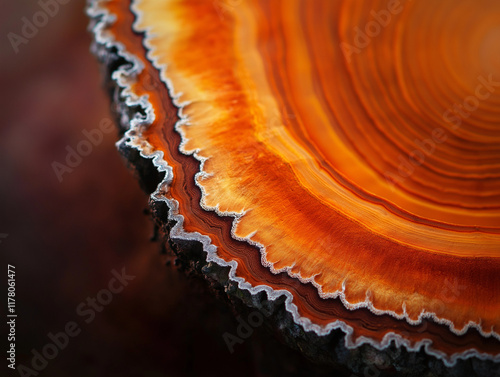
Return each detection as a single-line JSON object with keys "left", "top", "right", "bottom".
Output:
{"left": 87, "top": 0, "right": 499, "bottom": 367}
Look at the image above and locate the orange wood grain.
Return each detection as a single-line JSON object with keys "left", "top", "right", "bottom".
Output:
{"left": 99, "top": 0, "right": 500, "bottom": 360}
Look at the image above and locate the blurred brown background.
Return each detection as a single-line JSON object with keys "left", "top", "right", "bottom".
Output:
{"left": 0, "top": 1, "right": 327, "bottom": 376}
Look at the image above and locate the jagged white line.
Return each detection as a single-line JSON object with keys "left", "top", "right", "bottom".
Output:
{"left": 87, "top": 0, "right": 499, "bottom": 367}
